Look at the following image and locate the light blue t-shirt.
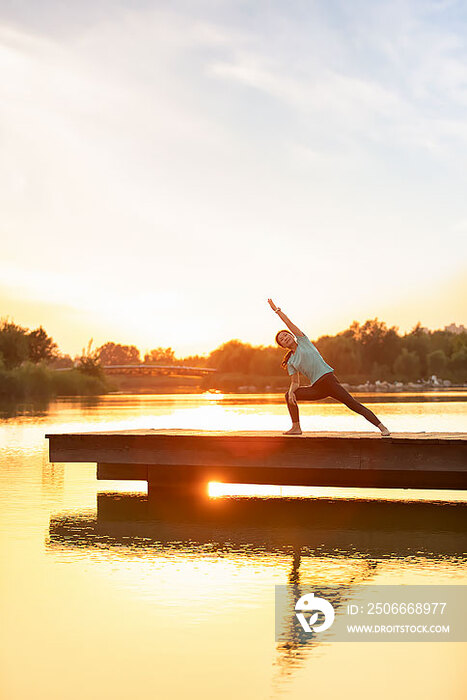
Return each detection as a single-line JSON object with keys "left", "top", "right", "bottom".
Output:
{"left": 287, "top": 334, "right": 334, "bottom": 385}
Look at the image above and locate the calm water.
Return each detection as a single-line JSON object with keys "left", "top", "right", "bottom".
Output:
{"left": 1, "top": 393, "right": 466, "bottom": 700}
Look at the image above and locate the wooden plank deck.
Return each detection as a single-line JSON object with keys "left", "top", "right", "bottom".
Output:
{"left": 46, "top": 429, "right": 467, "bottom": 491}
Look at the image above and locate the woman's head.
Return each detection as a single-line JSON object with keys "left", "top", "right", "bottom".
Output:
{"left": 275, "top": 330, "right": 296, "bottom": 370}
{"left": 275, "top": 330, "right": 296, "bottom": 349}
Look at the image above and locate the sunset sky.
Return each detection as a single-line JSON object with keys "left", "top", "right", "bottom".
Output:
{"left": 1, "top": 0, "right": 466, "bottom": 357}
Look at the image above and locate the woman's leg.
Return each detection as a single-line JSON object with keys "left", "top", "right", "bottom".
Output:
{"left": 326, "top": 375, "right": 390, "bottom": 433}
{"left": 284, "top": 383, "right": 329, "bottom": 434}
{"left": 284, "top": 391, "right": 300, "bottom": 425}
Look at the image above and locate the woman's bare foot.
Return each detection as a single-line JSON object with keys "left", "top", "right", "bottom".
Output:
{"left": 283, "top": 425, "right": 302, "bottom": 435}
{"left": 377, "top": 423, "right": 391, "bottom": 437}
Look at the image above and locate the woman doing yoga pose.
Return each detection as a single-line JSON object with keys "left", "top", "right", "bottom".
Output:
{"left": 268, "top": 299, "right": 390, "bottom": 437}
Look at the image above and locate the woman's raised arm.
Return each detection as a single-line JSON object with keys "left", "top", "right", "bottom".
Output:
{"left": 267, "top": 299, "right": 304, "bottom": 337}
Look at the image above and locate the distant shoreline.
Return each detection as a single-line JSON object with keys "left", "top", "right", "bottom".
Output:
{"left": 104, "top": 387, "right": 467, "bottom": 402}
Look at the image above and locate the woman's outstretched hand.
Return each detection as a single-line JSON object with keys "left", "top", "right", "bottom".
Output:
{"left": 267, "top": 298, "right": 278, "bottom": 312}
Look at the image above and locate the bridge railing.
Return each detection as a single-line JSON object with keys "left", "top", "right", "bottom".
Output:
{"left": 101, "top": 364, "right": 217, "bottom": 376}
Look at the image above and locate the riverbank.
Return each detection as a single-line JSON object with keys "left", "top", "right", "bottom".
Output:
{"left": 105, "top": 370, "right": 466, "bottom": 395}
{"left": 0, "top": 363, "right": 112, "bottom": 399}
{"left": 0, "top": 364, "right": 464, "bottom": 400}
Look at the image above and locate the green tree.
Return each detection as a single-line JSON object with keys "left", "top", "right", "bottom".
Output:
{"left": 49, "top": 354, "right": 74, "bottom": 369}
{"left": 427, "top": 349, "right": 448, "bottom": 378}
{"left": 430, "top": 329, "right": 457, "bottom": 357}
{"left": 249, "top": 346, "right": 284, "bottom": 376}
{"left": 0, "top": 320, "right": 29, "bottom": 369}
{"left": 348, "top": 318, "right": 400, "bottom": 369}
{"left": 393, "top": 349, "right": 421, "bottom": 382}
{"left": 208, "top": 340, "right": 255, "bottom": 374}
{"left": 76, "top": 340, "right": 103, "bottom": 377}
{"left": 179, "top": 354, "right": 208, "bottom": 368}
{"left": 144, "top": 347, "right": 176, "bottom": 364}
{"left": 369, "top": 362, "right": 391, "bottom": 382}
{"left": 448, "top": 346, "right": 467, "bottom": 383}
{"left": 316, "top": 335, "right": 361, "bottom": 376}
{"left": 451, "top": 332, "right": 467, "bottom": 354}
{"left": 27, "top": 326, "right": 58, "bottom": 363}
{"left": 97, "top": 342, "right": 141, "bottom": 365}
{"left": 402, "top": 323, "right": 431, "bottom": 376}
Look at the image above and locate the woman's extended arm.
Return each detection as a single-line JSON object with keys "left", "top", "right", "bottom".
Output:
{"left": 267, "top": 299, "right": 304, "bottom": 337}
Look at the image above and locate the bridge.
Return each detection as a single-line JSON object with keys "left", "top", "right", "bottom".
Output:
{"left": 101, "top": 364, "right": 217, "bottom": 377}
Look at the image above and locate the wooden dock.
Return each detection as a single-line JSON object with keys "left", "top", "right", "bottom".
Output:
{"left": 46, "top": 429, "right": 467, "bottom": 491}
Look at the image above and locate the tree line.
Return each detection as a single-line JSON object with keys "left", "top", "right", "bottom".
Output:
{"left": 90, "top": 319, "right": 467, "bottom": 384}
{"left": 195, "top": 320, "right": 466, "bottom": 386}
{"left": 1, "top": 317, "right": 466, "bottom": 390}
{"left": 0, "top": 320, "right": 109, "bottom": 398}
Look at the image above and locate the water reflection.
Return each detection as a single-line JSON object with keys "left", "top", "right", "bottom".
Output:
{"left": 48, "top": 493, "right": 467, "bottom": 561}
{"left": 275, "top": 558, "right": 379, "bottom": 679}
{"left": 2, "top": 394, "right": 466, "bottom": 699}
{"left": 0, "top": 397, "right": 51, "bottom": 420}
{"left": 41, "top": 455, "right": 64, "bottom": 498}
{"left": 47, "top": 492, "right": 467, "bottom": 682}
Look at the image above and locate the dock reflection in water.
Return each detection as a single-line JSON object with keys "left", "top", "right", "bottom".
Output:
{"left": 47, "top": 490, "right": 467, "bottom": 680}
{"left": 49, "top": 490, "right": 467, "bottom": 560}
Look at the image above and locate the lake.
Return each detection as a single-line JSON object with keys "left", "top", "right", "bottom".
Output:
{"left": 1, "top": 393, "right": 466, "bottom": 699}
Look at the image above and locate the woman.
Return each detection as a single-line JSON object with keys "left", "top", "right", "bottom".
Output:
{"left": 268, "top": 299, "right": 390, "bottom": 436}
